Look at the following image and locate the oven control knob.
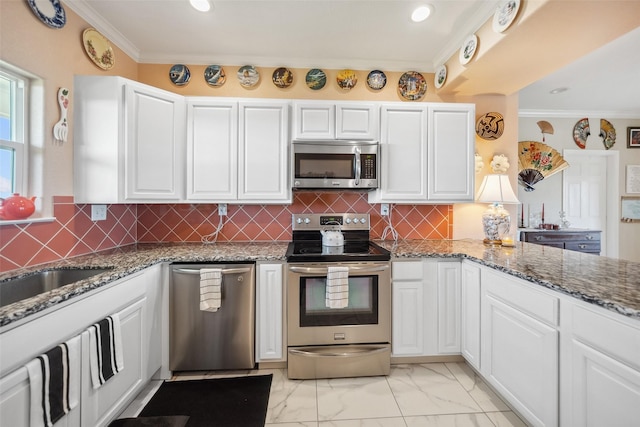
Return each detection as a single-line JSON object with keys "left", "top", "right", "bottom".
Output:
{"left": 345, "top": 218, "right": 352, "bottom": 224}
{"left": 359, "top": 217, "right": 367, "bottom": 224}
{"left": 296, "top": 218, "right": 303, "bottom": 224}
{"left": 304, "top": 217, "right": 311, "bottom": 224}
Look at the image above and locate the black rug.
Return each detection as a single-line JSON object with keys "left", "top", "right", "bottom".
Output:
{"left": 137, "top": 375, "right": 272, "bottom": 427}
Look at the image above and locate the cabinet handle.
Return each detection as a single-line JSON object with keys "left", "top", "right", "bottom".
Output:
{"left": 579, "top": 244, "right": 587, "bottom": 249}
{"left": 535, "top": 236, "right": 543, "bottom": 241}
{"left": 586, "top": 235, "right": 593, "bottom": 240}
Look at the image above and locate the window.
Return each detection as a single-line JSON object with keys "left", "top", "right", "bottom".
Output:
{"left": 0, "top": 67, "right": 27, "bottom": 199}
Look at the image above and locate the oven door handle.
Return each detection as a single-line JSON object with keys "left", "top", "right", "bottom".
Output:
{"left": 289, "top": 346, "right": 388, "bottom": 358}
{"left": 288, "top": 264, "right": 389, "bottom": 274}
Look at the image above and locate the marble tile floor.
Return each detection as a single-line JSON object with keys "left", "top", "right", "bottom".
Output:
{"left": 121, "top": 362, "right": 530, "bottom": 427}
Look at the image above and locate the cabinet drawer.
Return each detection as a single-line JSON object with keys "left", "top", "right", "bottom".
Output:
{"left": 565, "top": 242, "right": 600, "bottom": 252}
{"left": 392, "top": 260, "right": 423, "bottom": 280}
{"left": 483, "top": 268, "right": 559, "bottom": 327}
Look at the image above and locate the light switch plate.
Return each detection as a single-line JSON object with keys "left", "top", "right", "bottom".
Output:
{"left": 91, "top": 204, "right": 107, "bottom": 221}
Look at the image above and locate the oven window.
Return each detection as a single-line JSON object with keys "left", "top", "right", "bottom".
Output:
{"left": 295, "top": 154, "right": 354, "bottom": 179}
{"left": 299, "top": 275, "right": 378, "bottom": 326}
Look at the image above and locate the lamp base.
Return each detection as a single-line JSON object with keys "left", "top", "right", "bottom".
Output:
{"left": 482, "top": 203, "right": 511, "bottom": 245}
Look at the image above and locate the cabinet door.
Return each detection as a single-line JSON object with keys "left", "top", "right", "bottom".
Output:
{"left": 143, "top": 264, "right": 164, "bottom": 379}
{"left": 336, "top": 103, "right": 378, "bottom": 140}
{"left": 238, "top": 101, "right": 291, "bottom": 202}
{"left": 460, "top": 261, "right": 481, "bottom": 370}
{"left": 437, "top": 262, "right": 461, "bottom": 354}
{"left": 256, "top": 263, "right": 284, "bottom": 361}
{"left": 561, "top": 303, "right": 640, "bottom": 426}
{"left": 391, "top": 261, "right": 425, "bottom": 356}
{"left": 125, "top": 84, "right": 185, "bottom": 200}
{"left": 292, "top": 101, "right": 335, "bottom": 139}
{"left": 428, "top": 104, "right": 474, "bottom": 201}
{"left": 186, "top": 99, "right": 238, "bottom": 200}
{"left": 482, "top": 294, "right": 558, "bottom": 427}
{"left": 378, "top": 105, "right": 428, "bottom": 201}
{"left": 81, "top": 298, "right": 146, "bottom": 427}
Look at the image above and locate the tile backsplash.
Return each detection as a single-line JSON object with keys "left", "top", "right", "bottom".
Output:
{"left": 1, "top": 193, "right": 452, "bottom": 272}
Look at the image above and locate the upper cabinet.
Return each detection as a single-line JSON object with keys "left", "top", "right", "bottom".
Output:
{"left": 186, "top": 98, "right": 291, "bottom": 204}
{"left": 369, "top": 102, "right": 475, "bottom": 204}
{"left": 74, "top": 76, "right": 186, "bottom": 203}
{"left": 292, "top": 101, "right": 378, "bottom": 140}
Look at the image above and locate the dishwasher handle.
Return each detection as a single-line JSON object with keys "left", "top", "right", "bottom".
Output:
{"left": 173, "top": 267, "right": 252, "bottom": 275}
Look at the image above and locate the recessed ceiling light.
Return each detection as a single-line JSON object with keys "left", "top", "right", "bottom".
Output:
{"left": 411, "top": 5, "right": 433, "bottom": 23}
{"left": 189, "top": 0, "right": 211, "bottom": 12}
{"left": 549, "top": 87, "right": 569, "bottom": 94}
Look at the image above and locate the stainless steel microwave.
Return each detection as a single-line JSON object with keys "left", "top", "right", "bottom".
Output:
{"left": 291, "top": 140, "right": 379, "bottom": 190}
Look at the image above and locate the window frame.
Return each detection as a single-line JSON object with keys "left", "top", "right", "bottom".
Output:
{"left": 0, "top": 66, "right": 28, "bottom": 198}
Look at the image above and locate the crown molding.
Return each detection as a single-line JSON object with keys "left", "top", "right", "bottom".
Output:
{"left": 519, "top": 109, "right": 640, "bottom": 120}
{"left": 62, "top": 0, "right": 140, "bottom": 62}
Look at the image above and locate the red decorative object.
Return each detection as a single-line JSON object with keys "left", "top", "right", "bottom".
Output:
{"left": 0, "top": 193, "right": 36, "bottom": 220}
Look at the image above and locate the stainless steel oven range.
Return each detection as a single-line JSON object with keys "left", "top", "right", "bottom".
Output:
{"left": 285, "top": 213, "right": 391, "bottom": 379}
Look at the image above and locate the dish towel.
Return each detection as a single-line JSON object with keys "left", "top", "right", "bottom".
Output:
{"left": 87, "top": 314, "right": 124, "bottom": 389}
{"left": 26, "top": 335, "right": 80, "bottom": 427}
{"left": 326, "top": 266, "right": 349, "bottom": 309}
{"left": 200, "top": 268, "right": 223, "bottom": 312}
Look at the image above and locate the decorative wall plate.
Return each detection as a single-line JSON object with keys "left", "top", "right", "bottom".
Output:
{"left": 337, "top": 69, "right": 357, "bottom": 89}
{"left": 459, "top": 34, "right": 478, "bottom": 65}
{"left": 204, "top": 65, "right": 226, "bottom": 87}
{"left": 434, "top": 65, "right": 447, "bottom": 89}
{"left": 82, "top": 28, "right": 115, "bottom": 70}
{"left": 493, "top": 0, "right": 521, "bottom": 33}
{"left": 366, "top": 70, "right": 387, "bottom": 90}
{"left": 600, "top": 118, "right": 616, "bottom": 150}
{"left": 476, "top": 112, "right": 504, "bottom": 140}
{"left": 305, "top": 69, "right": 327, "bottom": 90}
{"left": 573, "top": 118, "right": 590, "bottom": 149}
{"left": 398, "top": 71, "right": 427, "bottom": 101}
{"left": 272, "top": 67, "right": 293, "bottom": 88}
{"left": 169, "top": 64, "right": 190, "bottom": 86}
{"left": 27, "top": 0, "right": 66, "bottom": 29}
{"left": 238, "top": 65, "right": 260, "bottom": 88}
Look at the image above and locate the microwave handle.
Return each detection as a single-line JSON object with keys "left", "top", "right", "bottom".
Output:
{"left": 354, "top": 146, "right": 361, "bottom": 185}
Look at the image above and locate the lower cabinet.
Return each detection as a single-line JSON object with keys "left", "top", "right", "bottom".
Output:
{"left": 460, "top": 260, "right": 481, "bottom": 370}
{"left": 256, "top": 262, "right": 285, "bottom": 362}
{"left": 391, "top": 259, "right": 460, "bottom": 357}
{"left": 560, "top": 301, "right": 640, "bottom": 426}
{"left": 481, "top": 268, "right": 559, "bottom": 427}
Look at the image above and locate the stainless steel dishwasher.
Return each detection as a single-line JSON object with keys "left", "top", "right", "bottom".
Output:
{"left": 170, "top": 263, "right": 255, "bottom": 371}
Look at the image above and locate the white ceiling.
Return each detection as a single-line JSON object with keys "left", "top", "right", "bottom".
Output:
{"left": 64, "top": 0, "right": 640, "bottom": 116}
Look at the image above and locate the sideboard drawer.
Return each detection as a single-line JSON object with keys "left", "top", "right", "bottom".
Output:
{"left": 520, "top": 230, "right": 601, "bottom": 255}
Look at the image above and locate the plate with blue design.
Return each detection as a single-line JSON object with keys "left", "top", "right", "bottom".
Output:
{"left": 27, "top": 0, "right": 66, "bottom": 29}
{"left": 169, "top": 64, "right": 191, "bottom": 86}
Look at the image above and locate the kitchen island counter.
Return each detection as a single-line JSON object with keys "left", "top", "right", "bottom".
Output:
{"left": 2, "top": 239, "right": 639, "bottom": 327}
{"left": 377, "top": 239, "right": 640, "bottom": 319}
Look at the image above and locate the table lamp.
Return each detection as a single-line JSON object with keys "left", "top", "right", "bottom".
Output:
{"left": 476, "top": 174, "right": 520, "bottom": 245}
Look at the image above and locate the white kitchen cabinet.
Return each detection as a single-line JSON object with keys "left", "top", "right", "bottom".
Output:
{"left": 481, "top": 268, "right": 559, "bottom": 427}
{"left": 256, "top": 263, "right": 285, "bottom": 362}
{"left": 391, "top": 259, "right": 460, "bottom": 357}
{"left": 391, "top": 260, "right": 425, "bottom": 356}
{"left": 437, "top": 261, "right": 461, "bottom": 354}
{"left": 292, "top": 101, "right": 378, "bottom": 140}
{"left": 143, "top": 264, "right": 164, "bottom": 379}
{"left": 370, "top": 102, "right": 474, "bottom": 204}
{"left": 74, "top": 76, "right": 185, "bottom": 203}
{"left": 427, "top": 104, "right": 475, "bottom": 201}
{"left": 186, "top": 99, "right": 238, "bottom": 200}
{"left": 238, "top": 101, "right": 291, "bottom": 202}
{"left": 560, "top": 300, "right": 640, "bottom": 427}
{"left": 186, "top": 99, "right": 290, "bottom": 203}
{"left": 460, "top": 260, "right": 481, "bottom": 370}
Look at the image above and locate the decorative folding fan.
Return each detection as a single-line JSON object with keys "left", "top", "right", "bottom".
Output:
{"left": 518, "top": 141, "right": 569, "bottom": 192}
{"left": 573, "top": 118, "right": 590, "bottom": 149}
{"left": 600, "top": 119, "right": 616, "bottom": 150}
{"left": 537, "top": 120, "right": 554, "bottom": 142}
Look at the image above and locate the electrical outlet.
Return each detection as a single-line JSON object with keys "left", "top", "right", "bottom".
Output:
{"left": 218, "top": 203, "right": 227, "bottom": 216}
{"left": 380, "top": 203, "right": 389, "bottom": 216}
{"left": 91, "top": 204, "right": 107, "bottom": 221}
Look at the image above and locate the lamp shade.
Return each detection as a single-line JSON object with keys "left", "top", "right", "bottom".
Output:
{"left": 476, "top": 174, "right": 519, "bottom": 204}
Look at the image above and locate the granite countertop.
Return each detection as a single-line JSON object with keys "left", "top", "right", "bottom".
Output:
{"left": 1, "top": 239, "right": 639, "bottom": 328}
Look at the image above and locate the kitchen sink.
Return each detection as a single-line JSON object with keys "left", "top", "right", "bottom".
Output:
{"left": 0, "top": 267, "right": 114, "bottom": 308}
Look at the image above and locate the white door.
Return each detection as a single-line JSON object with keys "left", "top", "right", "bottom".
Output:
{"left": 562, "top": 150, "right": 619, "bottom": 257}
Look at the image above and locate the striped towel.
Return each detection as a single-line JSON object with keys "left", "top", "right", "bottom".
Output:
{"left": 26, "top": 335, "right": 80, "bottom": 427}
{"left": 87, "top": 314, "right": 124, "bottom": 389}
{"left": 200, "top": 268, "right": 222, "bottom": 312}
{"left": 326, "top": 266, "right": 349, "bottom": 309}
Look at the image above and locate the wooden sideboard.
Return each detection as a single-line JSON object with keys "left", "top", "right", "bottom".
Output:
{"left": 519, "top": 229, "right": 601, "bottom": 255}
